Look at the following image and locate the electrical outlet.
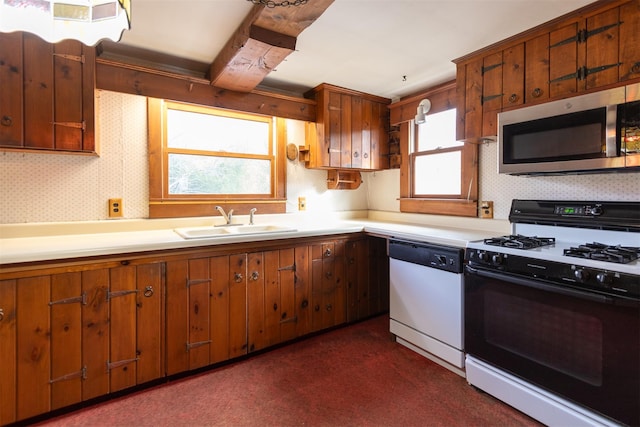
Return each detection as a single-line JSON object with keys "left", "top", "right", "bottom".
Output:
{"left": 298, "top": 196, "right": 306, "bottom": 211}
{"left": 108, "top": 198, "right": 123, "bottom": 218}
{"left": 480, "top": 201, "right": 493, "bottom": 219}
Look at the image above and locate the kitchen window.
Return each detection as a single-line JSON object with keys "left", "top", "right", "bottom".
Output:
{"left": 397, "top": 81, "right": 478, "bottom": 217}
{"left": 148, "top": 98, "right": 286, "bottom": 218}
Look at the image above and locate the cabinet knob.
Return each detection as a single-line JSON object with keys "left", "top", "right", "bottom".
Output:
{"left": 531, "top": 88, "right": 542, "bottom": 98}
{"left": 325, "top": 271, "right": 333, "bottom": 279}
{"left": 234, "top": 273, "right": 243, "bottom": 283}
{"left": 631, "top": 62, "right": 640, "bottom": 74}
{"left": 250, "top": 271, "right": 260, "bottom": 281}
{"left": 353, "top": 151, "right": 359, "bottom": 158}
{"left": 508, "top": 94, "right": 518, "bottom": 103}
{"left": 0, "top": 308, "right": 4, "bottom": 321}
{"left": 1, "top": 116, "right": 12, "bottom": 127}
{"left": 143, "top": 286, "right": 154, "bottom": 297}
{"left": 326, "top": 304, "right": 333, "bottom": 312}
{"left": 324, "top": 248, "right": 332, "bottom": 257}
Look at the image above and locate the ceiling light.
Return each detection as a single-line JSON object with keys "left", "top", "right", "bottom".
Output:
{"left": 0, "top": 0, "right": 131, "bottom": 46}
{"left": 247, "top": 0, "right": 308, "bottom": 7}
{"left": 415, "top": 99, "right": 431, "bottom": 125}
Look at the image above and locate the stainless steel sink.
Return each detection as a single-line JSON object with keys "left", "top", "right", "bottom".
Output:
{"left": 174, "top": 224, "right": 297, "bottom": 239}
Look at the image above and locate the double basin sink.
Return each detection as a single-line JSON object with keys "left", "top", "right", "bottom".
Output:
{"left": 174, "top": 224, "right": 297, "bottom": 239}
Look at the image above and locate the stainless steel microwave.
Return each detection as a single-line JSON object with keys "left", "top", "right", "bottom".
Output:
{"left": 498, "top": 83, "right": 640, "bottom": 175}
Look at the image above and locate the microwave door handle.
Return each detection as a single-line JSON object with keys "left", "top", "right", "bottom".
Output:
{"left": 605, "top": 104, "right": 618, "bottom": 157}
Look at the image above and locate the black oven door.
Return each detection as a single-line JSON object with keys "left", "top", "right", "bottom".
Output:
{"left": 465, "top": 265, "right": 640, "bottom": 426}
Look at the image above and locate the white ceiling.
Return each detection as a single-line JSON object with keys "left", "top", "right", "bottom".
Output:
{"left": 119, "top": 0, "right": 594, "bottom": 101}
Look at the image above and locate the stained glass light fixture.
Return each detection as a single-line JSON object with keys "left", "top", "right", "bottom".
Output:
{"left": 0, "top": 0, "right": 131, "bottom": 46}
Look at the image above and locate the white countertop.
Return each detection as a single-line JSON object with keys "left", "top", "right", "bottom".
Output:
{"left": 0, "top": 213, "right": 509, "bottom": 265}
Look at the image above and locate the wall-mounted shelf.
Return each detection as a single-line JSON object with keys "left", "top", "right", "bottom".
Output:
{"left": 326, "top": 169, "right": 362, "bottom": 190}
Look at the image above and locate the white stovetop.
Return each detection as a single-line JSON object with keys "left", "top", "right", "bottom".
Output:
{"left": 0, "top": 212, "right": 509, "bottom": 265}
{"left": 466, "top": 224, "right": 640, "bottom": 275}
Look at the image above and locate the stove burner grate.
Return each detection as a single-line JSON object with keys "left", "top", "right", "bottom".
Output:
{"left": 484, "top": 234, "right": 556, "bottom": 249}
{"left": 563, "top": 242, "right": 640, "bottom": 264}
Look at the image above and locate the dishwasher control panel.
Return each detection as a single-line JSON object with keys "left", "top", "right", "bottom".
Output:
{"left": 388, "top": 239, "right": 464, "bottom": 273}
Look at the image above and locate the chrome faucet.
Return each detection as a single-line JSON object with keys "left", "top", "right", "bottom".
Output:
{"left": 215, "top": 205, "right": 234, "bottom": 225}
{"left": 249, "top": 208, "right": 257, "bottom": 225}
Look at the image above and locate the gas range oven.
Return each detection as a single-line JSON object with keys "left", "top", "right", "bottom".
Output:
{"left": 464, "top": 200, "right": 639, "bottom": 427}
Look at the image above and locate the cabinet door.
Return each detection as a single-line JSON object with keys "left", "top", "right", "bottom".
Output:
{"left": 81, "top": 269, "right": 110, "bottom": 400}
{"left": 0, "top": 32, "right": 23, "bottom": 147}
{"left": 346, "top": 239, "right": 369, "bottom": 322}
{"left": 0, "top": 279, "right": 17, "bottom": 425}
{"left": 525, "top": 34, "right": 550, "bottom": 103}
{"left": 456, "top": 58, "right": 483, "bottom": 141}
{"left": 549, "top": 22, "right": 581, "bottom": 97}
{"left": 50, "top": 273, "right": 83, "bottom": 410}
{"left": 311, "top": 241, "right": 347, "bottom": 331}
{"left": 228, "top": 254, "right": 248, "bottom": 359}
{"left": 135, "top": 263, "right": 164, "bottom": 384}
{"left": 584, "top": 7, "right": 620, "bottom": 91}
{"left": 247, "top": 251, "right": 267, "bottom": 352}
{"left": 502, "top": 43, "right": 525, "bottom": 109}
{"left": 619, "top": 1, "right": 640, "bottom": 82}
{"left": 481, "top": 52, "right": 503, "bottom": 137}
{"left": 293, "top": 245, "right": 312, "bottom": 337}
{"left": 16, "top": 276, "right": 51, "bottom": 420}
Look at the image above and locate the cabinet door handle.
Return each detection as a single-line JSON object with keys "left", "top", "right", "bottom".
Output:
{"left": 0, "top": 308, "right": 4, "bottom": 321}
{"left": 1, "top": 116, "right": 12, "bottom": 127}
{"left": 363, "top": 153, "right": 368, "bottom": 159}
{"left": 326, "top": 304, "right": 333, "bottom": 312}
{"left": 143, "top": 286, "right": 154, "bottom": 297}
{"left": 508, "top": 94, "right": 518, "bottom": 103}
{"left": 234, "top": 273, "right": 243, "bottom": 283}
{"left": 531, "top": 88, "right": 542, "bottom": 98}
{"left": 250, "top": 271, "right": 260, "bottom": 281}
{"left": 325, "top": 271, "right": 333, "bottom": 279}
{"left": 631, "top": 62, "right": 640, "bottom": 74}
{"left": 324, "top": 248, "right": 332, "bottom": 257}
{"left": 353, "top": 151, "right": 359, "bottom": 158}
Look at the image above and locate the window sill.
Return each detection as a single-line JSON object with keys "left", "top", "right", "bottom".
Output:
{"left": 399, "top": 198, "right": 478, "bottom": 217}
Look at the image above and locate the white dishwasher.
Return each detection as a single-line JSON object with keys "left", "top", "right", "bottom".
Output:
{"left": 389, "top": 238, "right": 465, "bottom": 376}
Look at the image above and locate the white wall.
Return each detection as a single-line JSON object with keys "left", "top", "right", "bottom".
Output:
{"left": 0, "top": 91, "right": 368, "bottom": 224}
{"left": 1, "top": 90, "right": 638, "bottom": 224}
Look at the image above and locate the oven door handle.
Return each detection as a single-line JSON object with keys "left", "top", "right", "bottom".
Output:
{"left": 465, "top": 265, "right": 615, "bottom": 305}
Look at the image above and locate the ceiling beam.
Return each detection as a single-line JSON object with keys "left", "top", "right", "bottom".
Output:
{"left": 209, "top": 0, "right": 334, "bottom": 92}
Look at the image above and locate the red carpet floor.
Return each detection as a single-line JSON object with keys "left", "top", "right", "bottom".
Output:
{"left": 36, "top": 315, "right": 541, "bottom": 426}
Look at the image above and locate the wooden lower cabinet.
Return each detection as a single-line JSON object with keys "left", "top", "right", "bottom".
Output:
{"left": 0, "top": 262, "right": 164, "bottom": 425}
{"left": 0, "top": 234, "right": 389, "bottom": 424}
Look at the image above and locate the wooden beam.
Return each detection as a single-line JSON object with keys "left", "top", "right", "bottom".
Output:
{"left": 95, "top": 59, "right": 316, "bottom": 122}
{"left": 209, "top": 1, "right": 334, "bottom": 92}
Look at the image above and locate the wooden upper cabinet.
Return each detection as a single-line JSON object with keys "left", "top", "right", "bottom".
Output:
{"left": 455, "top": 0, "right": 640, "bottom": 141}
{"left": 0, "top": 32, "right": 96, "bottom": 154}
{"left": 304, "top": 83, "right": 390, "bottom": 170}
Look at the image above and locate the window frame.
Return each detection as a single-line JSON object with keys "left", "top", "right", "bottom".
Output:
{"left": 148, "top": 98, "right": 287, "bottom": 218}
{"left": 394, "top": 81, "right": 478, "bottom": 217}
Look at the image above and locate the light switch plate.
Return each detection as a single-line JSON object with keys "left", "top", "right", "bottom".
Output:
{"left": 480, "top": 201, "right": 493, "bottom": 219}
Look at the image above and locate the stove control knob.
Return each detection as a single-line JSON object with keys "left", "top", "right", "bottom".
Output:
{"left": 574, "top": 268, "right": 590, "bottom": 281}
{"left": 491, "top": 254, "right": 503, "bottom": 265}
{"left": 478, "top": 252, "right": 489, "bottom": 262}
{"left": 436, "top": 255, "right": 447, "bottom": 265}
{"left": 596, "top": 272, "right": 613, "bottom": 286}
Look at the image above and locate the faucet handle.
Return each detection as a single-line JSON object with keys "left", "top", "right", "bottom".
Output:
{"left": 249, "top": 208, "right": 257, "bottom": 225}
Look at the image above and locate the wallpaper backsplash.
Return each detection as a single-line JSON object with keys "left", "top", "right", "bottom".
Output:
{"left": 0, "top": 90, "right": 638, "bottom": 224}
